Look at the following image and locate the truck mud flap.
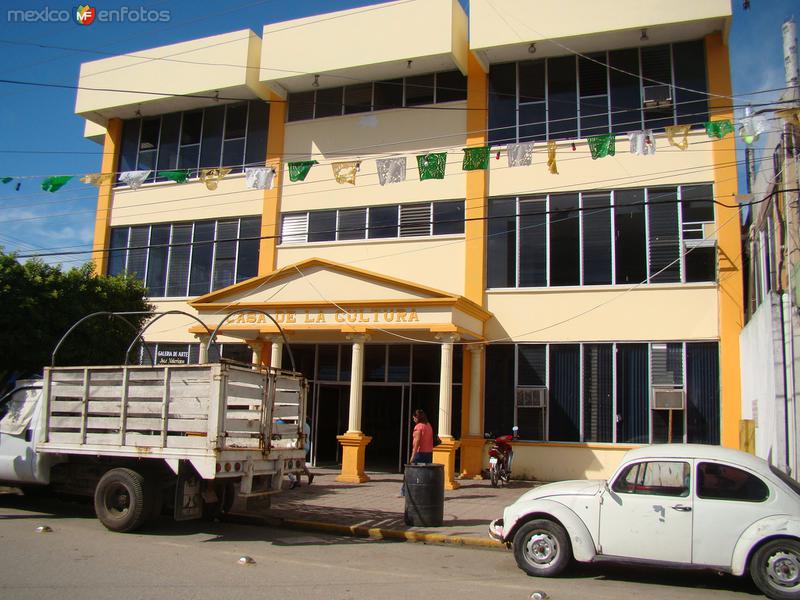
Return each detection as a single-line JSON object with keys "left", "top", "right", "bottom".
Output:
{"left": 174, "top": 464, "right": 203, "bottom": 521}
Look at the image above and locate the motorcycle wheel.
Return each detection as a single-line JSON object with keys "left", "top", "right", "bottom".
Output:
{"left": 490, "top": 465, "right": 499, "bottom": 488}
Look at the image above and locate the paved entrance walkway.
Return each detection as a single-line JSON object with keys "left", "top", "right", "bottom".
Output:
{"left": 241, "top": 468, "right": 542, "bottom": 548}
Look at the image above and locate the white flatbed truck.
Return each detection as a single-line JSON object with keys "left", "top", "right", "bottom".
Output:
{"left": 0, "top": 361, "right": 308, "bottom": 532}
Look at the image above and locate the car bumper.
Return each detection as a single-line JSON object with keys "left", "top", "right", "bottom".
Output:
{"left": 488, "top": 518, "right": 505, "bottom": 541}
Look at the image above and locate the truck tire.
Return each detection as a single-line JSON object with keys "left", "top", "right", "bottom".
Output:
{"left": 94, "top": 468, "right": 152, "bottom": 532}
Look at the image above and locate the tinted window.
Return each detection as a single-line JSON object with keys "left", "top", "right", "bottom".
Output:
{"left": 373, "top": 79, "right": 403, "bottom": 110}
{"left": 436, "top": 70, "right": 467, "bottom": 102}
{"left": 369, "top": 205, "right": 399, "bottom": 239}
{"left": 487, "top": 198, "right": 517, "bottom": 288}
{"left": 309, "top": 211, "right": 337, "bottom": 243}
{"left": 344, "top": 83, "right": 373, "bottom": 114}
{"left": 549, "top": 193, "right": 580, "bottom": 286}
{"left": 288, "top": 91, "right": 314, "bottom": 122}
{"left": 433, "top": 200, "right": 464, "bottom": 235}
{"left": 612, "top": 461, "right": 690, "bottom": 497}
{"left": 615, "top": 189, "right": 647, "bottom": 284}
{"left": 315, "top": 87, "right": 343, "bottom": 118}
{"left": 405, "top": 74, "right": 435, "bottom": 106}
{"left": 697, "top": 462, "right": 769, "bottom": 502}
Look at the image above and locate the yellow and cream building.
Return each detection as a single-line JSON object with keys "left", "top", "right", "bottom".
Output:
{"left": 76, "top": 0, "right": 741, "bottom": 486}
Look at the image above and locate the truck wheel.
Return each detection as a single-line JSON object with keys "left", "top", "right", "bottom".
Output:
{"left": 94, "top": 468, "right": 152, "bottom": 533}
{"left": 513, "top": 519, "right": 572, "bottom": 577}
{"left": 750, "top": 538, "right": 800, "bottom": 600}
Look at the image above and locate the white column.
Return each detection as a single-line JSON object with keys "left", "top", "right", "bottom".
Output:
{"left": 346, "top": 334, "right": 368, "bottom": 433}
{"left": 270, "top": 336, "right": 283, "bottom": 369}
{"left": 436, "top": 334, "right": 460, "bottom": 438}
{"left": 251, "top": 343, "right": 263, "bottom": 366}
{"left": 469, "top": 344, "right": 484, "bottom": 436}
{"left": 196, "top": 335, "right": 209, "bottom": 364}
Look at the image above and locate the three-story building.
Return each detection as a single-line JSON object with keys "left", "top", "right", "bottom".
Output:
{"left": 76, "top": 0, "right": 741, "bottom": 487}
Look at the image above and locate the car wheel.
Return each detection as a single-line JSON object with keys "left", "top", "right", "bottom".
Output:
{"left": 751, "top": 538, "right": 800, "bottom": 600}
{"left": 513, "top": 519, "right": 572, "bottom": 577}
{"left": 94, "top": 468, "right": 152, "bottom": 533}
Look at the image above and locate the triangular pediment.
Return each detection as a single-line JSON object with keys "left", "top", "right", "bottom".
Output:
{"left": 190, "top": 258, "right": 458, "bottom": 307}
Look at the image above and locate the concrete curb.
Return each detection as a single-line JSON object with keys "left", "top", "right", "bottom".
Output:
{"left": 229, "top": 513, "right": 505, "bottom": 549}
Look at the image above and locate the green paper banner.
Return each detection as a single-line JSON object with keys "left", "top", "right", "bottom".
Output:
{"left": 158, "top": 169, "right": 190, "bottom": 184}
{"left": 416, "top": 153, "right": 447, "bottom": 180}
{"left": 41, "top": 175, "right": 73, "bottom": 192}
{"left": 704, "top": 119, "right": 734, "bottom": 139}
{"left": 1, "top": 177, "right": 12, "bottom": 184}
{"left": 587, "top": 134, "right": 616, "bottom": 159}
{"left": 288, "top": 160, "right": 318, "bottom": 182}
{"left": 462, "top": 146, "right": 490, "bottom": 171}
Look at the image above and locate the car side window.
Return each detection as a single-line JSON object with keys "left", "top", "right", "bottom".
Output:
{"left": 611, "top": 461, "right": 690, "bottom": 497}
{"left": 697, "top": 462, "right": 769, "bottom": 502}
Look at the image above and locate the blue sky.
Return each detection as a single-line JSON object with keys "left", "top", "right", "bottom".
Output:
{"left": 0, "top": 0, "right": 794, "bottom": 266}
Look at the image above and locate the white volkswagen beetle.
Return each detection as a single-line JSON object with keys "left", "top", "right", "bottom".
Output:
{"left": 489, "top": 445, "right": 800, "bottom": 600}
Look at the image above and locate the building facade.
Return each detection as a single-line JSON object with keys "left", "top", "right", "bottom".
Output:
{"left": 76, "top": 0, "right": 741, "bottom": 486}
{"left": 740, "top": 78, "right": 800, "bottom": 476}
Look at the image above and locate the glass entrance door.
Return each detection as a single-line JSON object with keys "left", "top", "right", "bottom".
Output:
{"left": 361, "top": 385, "right": 407, "bottom": 473}
{"left": 313, "top": 384, "right": 348, "bottom": 466}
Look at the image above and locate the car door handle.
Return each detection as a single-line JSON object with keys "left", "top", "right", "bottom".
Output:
{"left": 672, "top": 504, "right": 692, "bottom": 512}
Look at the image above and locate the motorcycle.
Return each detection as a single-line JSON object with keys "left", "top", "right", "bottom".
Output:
{"left": 485, "top": 426, "right": 519, "bottom": 487}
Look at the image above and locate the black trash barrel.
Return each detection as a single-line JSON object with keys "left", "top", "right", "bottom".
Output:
{"left": 403, "top": 463, "right": 444, "bottom": 527}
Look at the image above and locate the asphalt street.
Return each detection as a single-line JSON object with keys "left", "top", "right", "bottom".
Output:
{"left": 0, "top": 494, "right": 763, "bottom": 600}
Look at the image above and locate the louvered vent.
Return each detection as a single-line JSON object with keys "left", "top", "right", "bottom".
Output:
{"left": 281, "top": 214, "right": 308, "bottom": 244}
{"left": 399, "top": 203, "right": 431, "bottom": 237}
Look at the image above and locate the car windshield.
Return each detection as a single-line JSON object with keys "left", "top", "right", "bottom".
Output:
{"left": 770, "top": 464, "right": 800, "bottom": 497}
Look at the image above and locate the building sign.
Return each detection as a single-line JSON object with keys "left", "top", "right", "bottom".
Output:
{"left": 156, "top": 345, "right": 190, "bottom": 365}
{"left": 228, "top": 307, "right": 422, "bottom": 326}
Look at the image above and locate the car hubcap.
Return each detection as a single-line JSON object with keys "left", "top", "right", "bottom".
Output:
{"left": 767, "top": 551, "right": 800, "bottom": 588}
{"left": 525, "top": 532, "right": 558, "bottom": 566}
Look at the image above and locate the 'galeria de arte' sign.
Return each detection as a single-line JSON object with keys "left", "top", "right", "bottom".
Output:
{"left": 228, "top": 307, "right": 422, "bottom": 325}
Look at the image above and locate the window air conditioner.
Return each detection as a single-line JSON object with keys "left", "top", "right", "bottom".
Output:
{"left": 652, "top": 388, "right": 686, "bottom": 410}
{"left": 643, "top": 84, "right": 672, "bottom": 108}
{"left": 516, "top": 387, "right": 547, "bottom": 408}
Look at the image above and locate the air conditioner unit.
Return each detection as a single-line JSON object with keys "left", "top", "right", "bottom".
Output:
{"left": 516, "top": 387, "right": 547, "bottom": 408}
{"left": 652, "top": 387, "right": 686, "bottom": 410}
{"left": 643, "top": 84, "right": 672, "bottom": 108}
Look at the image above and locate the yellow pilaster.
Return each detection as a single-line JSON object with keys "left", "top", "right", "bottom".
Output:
{"left": 464, "top": 52, "right": 488, "bottom": 304}
{"left": 433, "top": 437, "right": 461, "bottom": 490}
{"left": 336, "top": 432, "right": 371, "bottom": 483}
{"left": 258, "top": 93, "right": 286, "bottom": 276}
{"left": 91, "top": 118, "right": 122, "bottom": 275}
{"left": 460, "top": 51, "right": 489, "bottom": 477}
{"left": 705, "top": 32, "right": 743, "bottom": 449}
{"left": 460, "top": 345, "right": 485, "bottom": 479}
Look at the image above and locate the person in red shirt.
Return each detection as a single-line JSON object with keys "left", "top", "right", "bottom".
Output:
{"left": 409, "top": 409, "right": 433, "bottom": 464}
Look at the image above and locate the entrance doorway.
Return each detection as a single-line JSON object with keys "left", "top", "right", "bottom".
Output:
{"left": 361, "top": 385, "right": 407, "bottom": 472}
{"left": 313, "top": 384, "right": 348, "bottom": 466}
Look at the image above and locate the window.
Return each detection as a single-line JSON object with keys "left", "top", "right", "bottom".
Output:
{"left": 615, "top": 189, "right": 647, "bottom": 285}
{"left": 582, "top": 193, "right": 612, "bottom": 285}
{"left": 117, "top": 101, "right": 268, "bottom": 186}
{"left": 612, "top": 461, "right": 690, "bottom": 497}
{"left": 549, "top": 194, "right": 580, "bottom": 286}
{"left": 697, "top": 462, "right": 769, "bottom": 502}
{"left": 487, "top": 185, "right": 715, "bottom": 289}
{"left": 281, "top": 201, "right": 464, "bottom": 245}
{"left": 108, "top": 216, "right": 261, "bottom": 297}
{"left": 548, "top": 344, "right": 580, "bottom": 441}
{"left": 681, "top": 185, "right": 717, "bottom": 283}
{"left": 583, "top": 344, "right": 613, "bottom": 442}
{"left": 487, "top": 341, "right": 719, "bottom": 444}
{"left": 488, "top": 40, "right": 708, "bottom": 145}
{"left": 287, "top": 70, "right": 467, "bottom": 122}
{"left": 369, "top": 205, "right": 399, "bottom": 239}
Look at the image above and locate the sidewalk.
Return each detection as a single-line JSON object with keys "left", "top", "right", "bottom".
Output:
{"left": 239, "top": 468, "right": 541, "bottom": 548}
